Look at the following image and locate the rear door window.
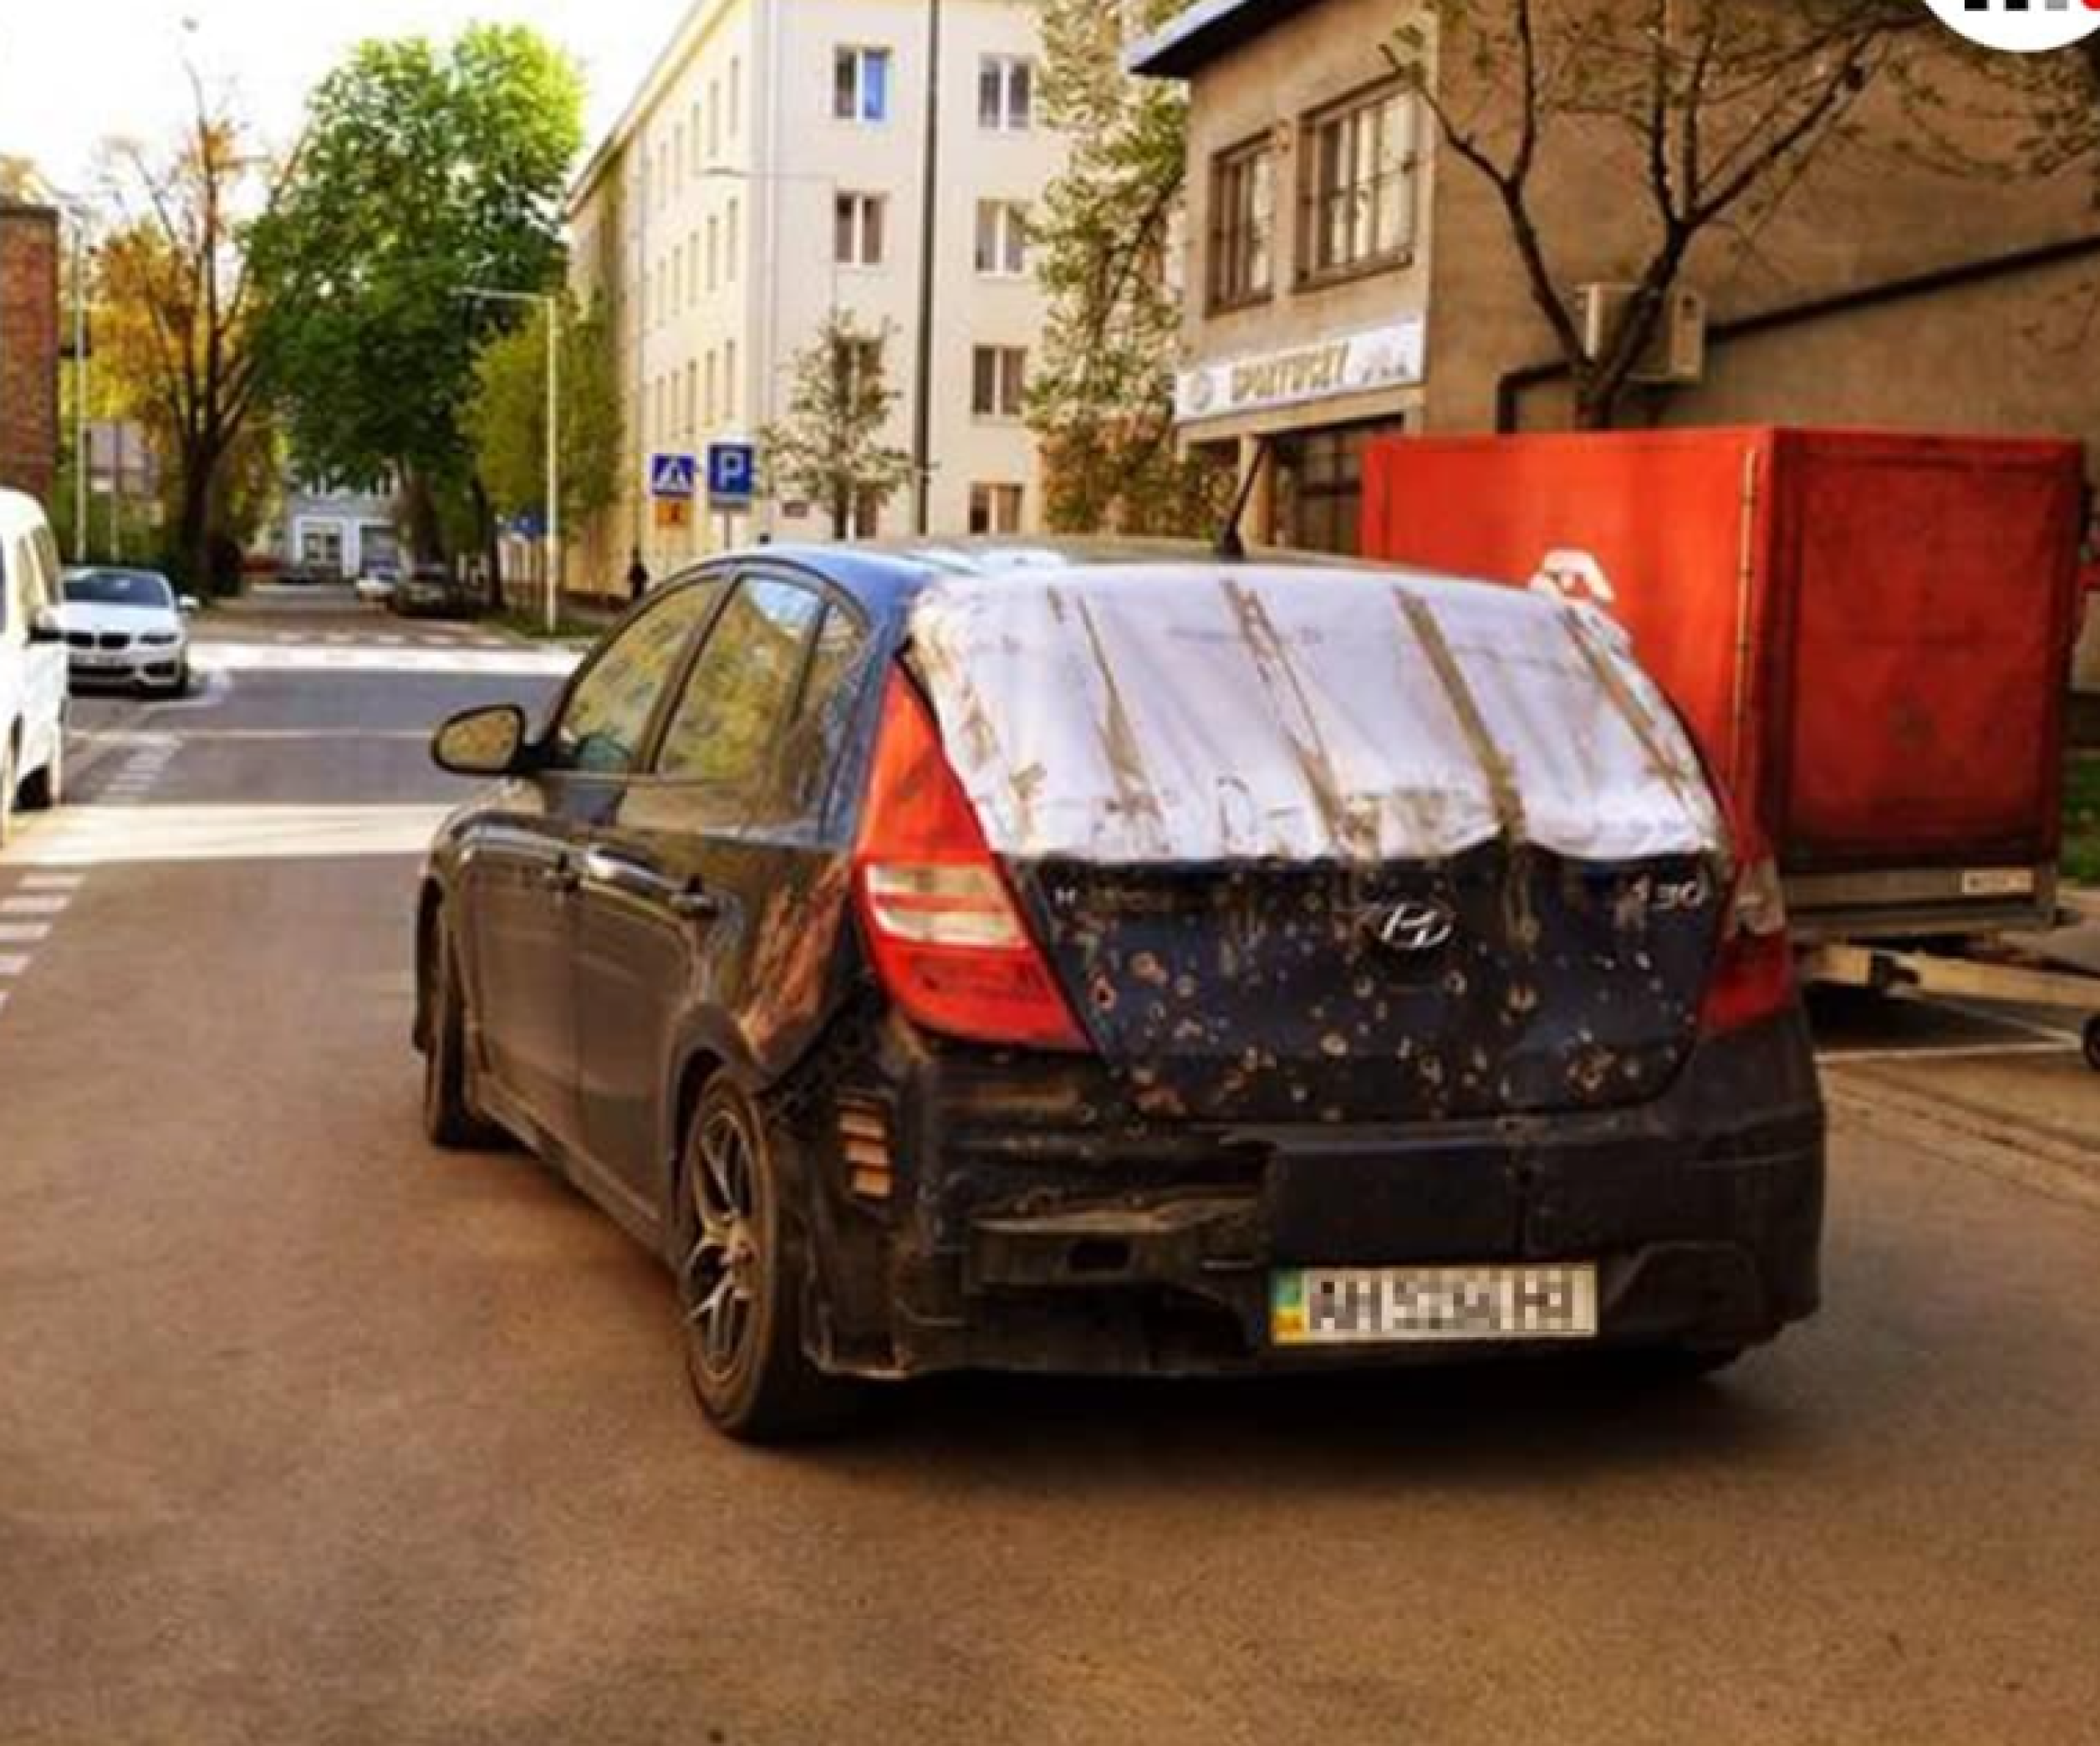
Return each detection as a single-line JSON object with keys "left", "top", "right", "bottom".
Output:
{"left": 757, "top": 603, "right": 872, "bottom": 828}
{"left": 655, "top": 576, "right": 824, "bottom": 810}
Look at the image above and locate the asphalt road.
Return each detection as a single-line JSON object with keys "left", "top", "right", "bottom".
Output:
{"left": 4, "top": 592, "right": 2100, "bottom": 1745}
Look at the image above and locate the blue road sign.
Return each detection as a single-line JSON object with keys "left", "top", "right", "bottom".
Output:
{"left": 649, "top": 452, "right": 698, "bottom": 499}
{"left": 707, "top": 441, "right": 757, "bottom": 508}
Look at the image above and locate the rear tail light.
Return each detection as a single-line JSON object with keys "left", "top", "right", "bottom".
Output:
{"left": 1700, "top": 847, "right": 1797, "bottom": 1036}
{"left": 852, "top": 671, "right": 1088, "bottom": 1052}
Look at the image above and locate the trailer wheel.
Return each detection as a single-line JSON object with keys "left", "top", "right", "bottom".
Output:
{"left": 2084, "top": 1017, "right": 2100, "bottom": 1076}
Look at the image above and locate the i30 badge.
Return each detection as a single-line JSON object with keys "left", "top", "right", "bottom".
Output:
{"left": 1366, "top": 898, "right": 1459, "bottom": 957}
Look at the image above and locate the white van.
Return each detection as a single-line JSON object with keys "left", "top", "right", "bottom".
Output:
{"left": 0, "top": 490, "right": 69, "bottom": 846}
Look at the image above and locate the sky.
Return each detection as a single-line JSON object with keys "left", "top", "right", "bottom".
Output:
{"left": 0, "top": 0, "right": 670, "bottom": 191}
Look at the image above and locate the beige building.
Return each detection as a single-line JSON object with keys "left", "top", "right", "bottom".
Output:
{"left": 1133, "top": 0, "right": 2100, "bottom": 559}
{"left": 568, "top": 0, "right": 1066, "bottom": 590}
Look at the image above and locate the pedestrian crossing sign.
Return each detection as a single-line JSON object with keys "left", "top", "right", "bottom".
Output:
{"left": 649, "top": 452, "right": 699, "bottom": 500}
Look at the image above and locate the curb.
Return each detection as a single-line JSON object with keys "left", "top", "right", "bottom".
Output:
{"left": 1826, "top": 1070, "right": 2100, "bottom": 1217}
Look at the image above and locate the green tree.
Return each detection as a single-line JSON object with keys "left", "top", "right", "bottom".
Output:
{"left": 464, "top": 293, "right": 622, "bottom": 530}
{"left": 1028, "top": 0, "right": 1228, "bottom": 537}
{"left": 761, "top": 312, "right": 915, "bottom": 539}
{"left": 1387, "top": 0, "right": 1932, "bottom": 431}
{"left": 250, "top": 25, "right": 583, "bottom": 563}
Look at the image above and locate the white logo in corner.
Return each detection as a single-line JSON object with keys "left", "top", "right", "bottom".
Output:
{"left": 1528, "top": 549, "right": 1618, "bottom": 610}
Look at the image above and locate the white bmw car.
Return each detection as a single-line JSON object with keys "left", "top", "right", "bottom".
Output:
{"left": 60, "top": 568, "right": 198, "bottom": 695}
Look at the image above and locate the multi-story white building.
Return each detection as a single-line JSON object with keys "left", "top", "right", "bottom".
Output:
{"left": 568, "top": 0, "right": 1064, "bottom": 589}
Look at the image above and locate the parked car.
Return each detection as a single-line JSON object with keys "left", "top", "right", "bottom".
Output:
{"left": 413, "top": 542, "right": 1824, "bottom": 1442}
{"left": 59, "top": 567, "right": 196, "bottom": 696}
{"left": 0, "top": 491, "right": 69, "bottom": 848}
{"left": 392, "top": 563, "right": 478, "bottom": 619}
{"left": 354, "top": 559, "right": 401, "bottom": 606}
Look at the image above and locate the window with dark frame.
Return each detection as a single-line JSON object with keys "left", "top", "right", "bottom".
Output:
{"left": 1300, "top": 84, "right": 1416, "bottom": 283}
{"left": 1209, "top": 137, "right": 1275, "bottom": 309}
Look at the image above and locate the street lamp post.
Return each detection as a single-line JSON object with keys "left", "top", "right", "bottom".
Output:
{"left": 461, "top": 287, "right": 561, "bottom": 636}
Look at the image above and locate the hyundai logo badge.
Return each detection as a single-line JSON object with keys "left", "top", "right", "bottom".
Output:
{"left": 1366, "top": 899, "right": 1458, "bottom": 957}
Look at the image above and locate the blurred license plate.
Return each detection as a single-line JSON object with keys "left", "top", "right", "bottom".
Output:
{"left": 1271, "top": 1264, "right": 1598, "bottom": 1347}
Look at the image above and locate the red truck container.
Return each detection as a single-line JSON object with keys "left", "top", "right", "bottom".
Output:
{"left": 1362, "top": 426, "right": 2087, "bottom": 942}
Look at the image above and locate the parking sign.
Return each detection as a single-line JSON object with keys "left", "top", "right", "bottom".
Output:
{"left": 707, "top": 442, "right": 757, "bottom": 509}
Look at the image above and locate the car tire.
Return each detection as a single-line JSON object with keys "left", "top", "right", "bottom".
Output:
{"left": 675, "top": 1074, "right": 861, "bottom": 1443}
{"left": 421, "top": 908, "right": 506, "bottom": 1151}
{"left": 18, "top": 728, "right": 62, "bottom": 811}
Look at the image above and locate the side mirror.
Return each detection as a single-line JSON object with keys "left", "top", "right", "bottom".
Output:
{"left": 28, "top": 605, "right": 65, "bottom": 645}
{"left": 431, "top": 704, "right": 530, "bottom": 778}
{"left": 178, "top": 595, "right": 201, "bottom": 616}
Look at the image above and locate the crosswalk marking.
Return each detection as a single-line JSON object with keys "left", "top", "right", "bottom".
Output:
{"left": 192, "top": 641, "right": 579, "bottom": 677}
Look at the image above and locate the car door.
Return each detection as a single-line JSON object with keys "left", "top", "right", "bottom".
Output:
{"left": 572, "top": 571, "right": 841, "bottom": 1203}
{"left": 461, "top": 582, "right": 720, "bottom": 1154}
{"left": 18, "top": 523, "right": 68, "bottom": 771}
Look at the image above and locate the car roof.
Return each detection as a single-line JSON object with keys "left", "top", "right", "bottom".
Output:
{"left": 706, "top": 536, "right": 1380, "bottom": 619}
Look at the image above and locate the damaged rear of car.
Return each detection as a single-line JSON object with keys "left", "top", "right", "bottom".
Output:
{"left": 773, "top": 552, "right": 1821, "bottom": 1425}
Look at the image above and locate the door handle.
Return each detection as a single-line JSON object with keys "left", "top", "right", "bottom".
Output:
{"left": 579, "top": 849, "right": 721, "bottom": 922}
{"left": 535, "top": 857, "right": 582, "bottom": 896}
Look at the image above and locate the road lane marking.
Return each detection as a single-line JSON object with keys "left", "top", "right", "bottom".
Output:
{"left": 0, "top": 956, "right": 29, "bottom": 977}
{"left": 18, "top": 874, "right": 83, "bottom": 891}
{"left": 1, "top": 896, "right": 70, "bottom": 916}
{"left": 0, "top": 924, "right": 53, "bottom": 943}
{"left": 3, "top": 804, "right": 454, "bottom": 867}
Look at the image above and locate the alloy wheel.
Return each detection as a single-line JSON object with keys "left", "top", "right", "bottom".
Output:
{"left": 683, "top": 1102, "right": 764, "bottom": 1384}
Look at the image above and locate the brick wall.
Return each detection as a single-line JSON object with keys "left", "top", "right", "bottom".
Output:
{"left": 0, "top": 203, "right": 60, "bottom": 508}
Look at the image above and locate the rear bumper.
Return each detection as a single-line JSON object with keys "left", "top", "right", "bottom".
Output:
{"left": 798, "top": 1015, "right": 1824, "bottom": 1379}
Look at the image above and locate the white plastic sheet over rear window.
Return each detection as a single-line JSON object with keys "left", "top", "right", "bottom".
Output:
{"left": 906, "top": 564, "right": 1725, "bottom": 865}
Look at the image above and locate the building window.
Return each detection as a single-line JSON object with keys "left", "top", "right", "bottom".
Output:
{"left": 726, "top": 198, "right": 740, "bottom": 278}
{"left": 709, "top": 77, "right": 722, "bottom": 159}
{"left": 1210, "top": 137, "right": 1275, "bottom": 309}
{"left": 837, "top": 334, "right": 884, "bottom": 401}
{"left": 979, "top": 55, "right": 1033, "bottom": 130}
{"left": 706, "top": 350, "right": 719, "bottom": 426}
{"left": 724, "top": 339, "right": 737, "bottom": 422}
{"left": 971, "top": 345, "right": 1027, "bottom": 419}
{"left": 835, "top": 192, "right": 887, "bottom": 267}
{"left": 1272, "top": 419, "right": 1407, "bottom": 555}
{"left": 834, "top": 47, "right": 892, "bottom": 122}
{"left": 968, "top": 482, "right": 1024, "bottom": 535}
{"left": 685, "top": 362, "right": 698, "bottom": 436}
{"left": 706, "top": 215, "right": 720, "bottom": 291}
{"left": 1301, "top": 84, "right": 1417, "bottom": 282}
{"left": 729, "top": 59, "right": 742, "bottom": 137}
{"left": 973, "top": 201, "right": 1028, "bottom": 277}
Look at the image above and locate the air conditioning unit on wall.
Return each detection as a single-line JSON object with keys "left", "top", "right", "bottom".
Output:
{"left": 1574, "top": 283, "right": 1708, "bottom": 386}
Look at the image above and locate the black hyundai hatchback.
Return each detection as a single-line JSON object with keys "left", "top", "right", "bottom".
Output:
{"left": 415, "top": 542, "right": 1822, "bottom": 1441}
